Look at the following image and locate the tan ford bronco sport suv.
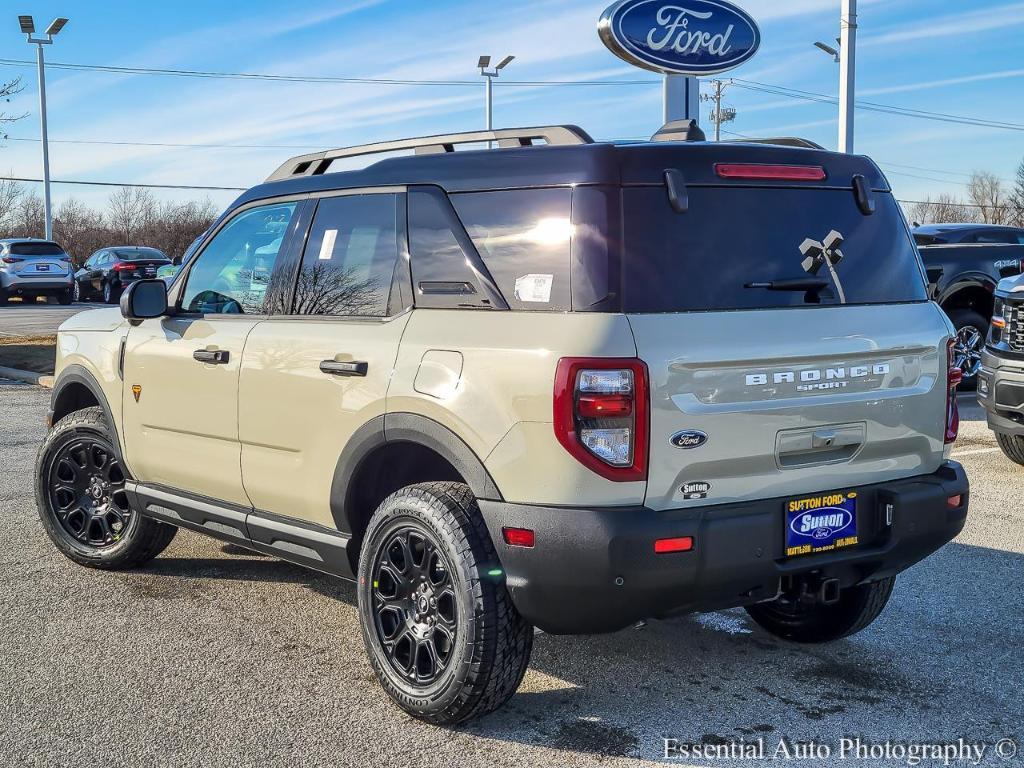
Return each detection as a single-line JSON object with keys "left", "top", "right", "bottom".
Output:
{"left": 36, "top": 123, "right": 969, "bottom": 724}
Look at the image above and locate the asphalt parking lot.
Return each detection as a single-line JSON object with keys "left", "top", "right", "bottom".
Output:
{"left": 0, "top": 301, "right": 93, "bottom": 337}
{"left": 0, "top": 384, "right": 1020, "bottom": 767}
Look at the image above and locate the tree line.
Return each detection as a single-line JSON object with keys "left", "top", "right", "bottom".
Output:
{"left": 0, "top": 180, "right": 218, "bottom": 266}
{"left": 903, "top": 161, "right": 1024, "bottom": 227}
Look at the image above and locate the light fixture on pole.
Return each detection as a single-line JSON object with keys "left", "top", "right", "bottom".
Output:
{"left": 18, "top": 14, "right": 69, "bottom": 240}
{"left": 813, "top": 0, "right": 857, "bottom": 153}
{"left": 478, "top": 54, "right": 514, "bottom": 140}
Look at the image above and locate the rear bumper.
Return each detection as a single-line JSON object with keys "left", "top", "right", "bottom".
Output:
{"left": 979, "top": 348, "right": 1024, "bottom": 437}
{"left": 479, "top": 462, "right": 969, "bottom": 634}
{"left": 1, "top": 273, "right": 72, "bottom": 291}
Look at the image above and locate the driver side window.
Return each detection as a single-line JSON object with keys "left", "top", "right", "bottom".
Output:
{"left": 181, "top": 202, "right": 298, "bottom": 315}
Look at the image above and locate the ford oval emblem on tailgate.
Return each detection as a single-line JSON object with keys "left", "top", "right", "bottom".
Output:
{"left": 670, "top": 430, "right": 708, "bottom": 449}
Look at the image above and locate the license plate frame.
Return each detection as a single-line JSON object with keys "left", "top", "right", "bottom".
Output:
{"left": 784, "top": 491, "right": 859, "bottom": 558}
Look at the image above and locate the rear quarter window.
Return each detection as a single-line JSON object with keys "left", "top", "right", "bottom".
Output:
{"left": 450, "top": 188, "right": 572, "bottom": 311}
{"left": 622, "top": 187, "right": 928, "bottom": 312}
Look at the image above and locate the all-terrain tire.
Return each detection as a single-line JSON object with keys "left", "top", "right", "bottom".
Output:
{"left": 995, "top": 431, "right": 1024, "bottom": 466}
{"left": 745, "top": 576, "right": 896, "bottom": 643}
{"left": 35, "top": 406, "right": 177, "bottom": 569}
{"left": 357, "top": 482, "right": 533, "bottom": 725}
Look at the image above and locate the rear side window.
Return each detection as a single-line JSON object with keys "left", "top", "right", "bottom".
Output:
{"left": 451, "top": 188, "right": 572, "bottom": 311}
{"left": 292, "top": 194, "right": 399, "bottom": 317}
{"left": 10, "top": 242, "right": 65, "bottom": 256}
{"left": 622, "top": 187, "right": 928, "bottom": 312}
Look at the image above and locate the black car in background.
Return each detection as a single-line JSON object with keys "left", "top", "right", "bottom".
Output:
{"left": 913, "top": 225, "right": 1024, "bottom": 389}
{"left": 73, "top": 246, "right": 171, "bottom": 304}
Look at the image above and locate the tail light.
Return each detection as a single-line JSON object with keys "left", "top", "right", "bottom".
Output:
{"left": 112, "top": 262, "right": 132, "bottom": 272}
{"left": 945, "top": 338, "right": 961, "bottom": 444}
{"left": 554, "top": 358, "right": 648, "bottom": 482}
{"left": 2, "top": 256, "right": 24, "bottom": 264}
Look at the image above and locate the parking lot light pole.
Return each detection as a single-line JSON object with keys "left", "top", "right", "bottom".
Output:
{"left": 18, "top": 14, "right": 68, "bottom": 241}
{"left": 478, "top": 55, "right": 514, "bottom": 145}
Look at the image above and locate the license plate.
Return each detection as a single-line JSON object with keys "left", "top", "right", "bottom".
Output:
{"left": 785, "top": 491, "right": 859, "bottom": 557}
{"left": 36, "top": 264, "right": 49, "bottom": 271}
{"left": 145, "top": 268, "right": 155, "bottom": 275}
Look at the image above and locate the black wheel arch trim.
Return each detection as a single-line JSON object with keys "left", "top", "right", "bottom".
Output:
{"left": 49, "top": 364, "right": 124, "bottom": 460}
{"left": 329, "top": 412, "right": 503, "bottom": 536}
{"left": 937, "top": 275, "right": 997, "bottom": 310}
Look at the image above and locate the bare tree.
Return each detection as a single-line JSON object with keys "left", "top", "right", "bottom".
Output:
{"left": 13, "top": 192, "right": 45, "bottom": 237}
{"left": 54, "top": 198, "right": 106, "bottom": 265}
{"left": 142, "top": 199, "right": 217, "bottom": 261}
{"left": 0, "top": 179, "right": 23, "bottom": 232}
{"left": 107, "top": 186, "right": 156, "bottom": 244}
{"left": 1009, "top": 158, "right": 1024, "bottom": 228}
{"left": 967, "top": 171, "right": 1008, "bottom": 225}
{"left": 906, "top": 193, "right": 976, "bottom": 225}
{"left": 0, "top": 77, "right": 26, "bottom": 139}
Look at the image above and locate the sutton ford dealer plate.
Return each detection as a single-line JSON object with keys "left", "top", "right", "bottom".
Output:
{"left": 785, "top": 491, "right": 859, "bottom": 557}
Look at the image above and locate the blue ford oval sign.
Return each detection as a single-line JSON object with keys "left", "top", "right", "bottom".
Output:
{"left": 598, "top": 0, "right": 761, "bottom": 76}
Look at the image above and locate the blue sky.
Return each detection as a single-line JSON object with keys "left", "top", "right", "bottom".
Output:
{"left": 0, "top": 0, "right": 1021, "bottom": 212}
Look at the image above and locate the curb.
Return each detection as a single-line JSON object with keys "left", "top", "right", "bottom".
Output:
{"left": 0, "top": 365, "right": 54, "bottom": 388}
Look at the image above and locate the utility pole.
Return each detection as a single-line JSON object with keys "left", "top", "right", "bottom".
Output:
{"left": 700, "top": 80, "right": 735, "bottom": 141}
{"left": 18, "top": 15, "right": 68, "bottom": 241}
{"left": 838, "top": 0, "right": 857, "bottom": 153}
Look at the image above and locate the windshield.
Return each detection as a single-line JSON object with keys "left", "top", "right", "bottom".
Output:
{"left": 622, "top": 187, "right": 928, "bottom": 312}
{"left": 9, "top": 242, "right": 65, "bottom": 256}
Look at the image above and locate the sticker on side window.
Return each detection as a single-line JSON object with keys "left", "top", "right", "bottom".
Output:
{"left": 318, "top": 229, "right": 338, "bottom": 260}
{"left": 514, "top": 273, "right": 553, "bottom": 303}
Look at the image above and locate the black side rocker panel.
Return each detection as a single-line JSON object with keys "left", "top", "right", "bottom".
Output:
{"left": 126, "top": 482, "right": 354, "bottom": 579}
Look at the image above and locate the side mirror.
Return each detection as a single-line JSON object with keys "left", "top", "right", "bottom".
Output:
{"left": 120, "top": 279, "right": 168, "bottom": 322}
{"left": 172, "top": 255, "right": 183, "bottom": 266}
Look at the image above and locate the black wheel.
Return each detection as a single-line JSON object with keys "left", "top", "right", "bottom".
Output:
{"left": 102, "top": 280, "right": 119, "bottom": 304}
{"left": 745, "top": 577, "right": 895, "bottom": 643}
{"left": 357, "top": 482, "right": 533, "bottom": 725}
{"left": 948, "top": 308, "right": 987, "bottom": 391}
{"left": 0, "top": 286, "right": 8, "bottom": 305}
{"left": 72, "top": 280, "right": 81, "bottom": 303}
{"left": 35, "top": 406, "right": 177, "bottom": 569}
{"left": 995, "top": 432, "right": 1024, "bottom": 466}
{"left": 58, "top": 287, "right": 73, "bottom": 305}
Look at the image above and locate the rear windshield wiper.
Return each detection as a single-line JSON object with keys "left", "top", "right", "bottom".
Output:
{"left": 744, "top": 278, "right": 830, "bottom": 292}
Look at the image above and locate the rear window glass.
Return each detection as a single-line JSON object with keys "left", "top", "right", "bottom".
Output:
{"left": 113, "top": 248, "right": 167, "bottom": 260}
{"left": 913, "top": 233, "right": 945, "bottom": 246}
{"left": 9, "top": 242, "right": 65, "bottom": 256}
{"left": 451, "top": 188, "right": 572, "bottom": 311}
{"left": 622, "top": 187, "right": 928, "bottom": 312}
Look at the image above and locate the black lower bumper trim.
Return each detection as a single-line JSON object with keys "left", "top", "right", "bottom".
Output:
{"left": 478, "top": 462, "right": 969, "bottom": 635}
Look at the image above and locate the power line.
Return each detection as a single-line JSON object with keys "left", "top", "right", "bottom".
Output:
{"left": 0, "top": 175, "right": 246, "bottom": 191}
{"left": 731, "top": 78, "right": 1024, "bottom": 132}
{"left": 0, "top": 57, "right": 655, "bottom": 87}
{"left": 4, "top": 136, "right": 323, "bottom": 151}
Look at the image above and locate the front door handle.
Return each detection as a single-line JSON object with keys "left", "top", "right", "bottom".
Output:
{"left": 194, "top": 349, "right": 230, "bottom": 365}
{"left": 320, "top": 359, "right": 368, "bottom": 377}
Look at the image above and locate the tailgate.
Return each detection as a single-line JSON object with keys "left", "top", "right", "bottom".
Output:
{"left": 12, "top": 258, "right": 69, "bottom": 276}
{"left": 630, "top": 303, "right": 951, "bottom": 511}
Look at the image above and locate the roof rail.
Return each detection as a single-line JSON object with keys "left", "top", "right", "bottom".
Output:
{"left": 723, "top": 136, "right": 825, "bottom": 149}
{"left": 265, "top": 125, "right": 595, "bottom": 182}
{"left": 650, "top": 119, "right": 706, "bottom": 143}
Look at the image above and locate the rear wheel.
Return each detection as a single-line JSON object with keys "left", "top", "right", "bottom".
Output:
{"left": 102, "top": 280, "right": 118, "bottom": 304}
{"left": 745, "top": 577, "right": 895, "bottom": 643}
{"left": 995, "top": 432, "right": 1024, "bottom": 466}
{"left": 35, "top": 407, "right": 177, "bottom": 569}
{"left": 0, "top": 286, "right": 7, "bottom": 305}
{"left": 72, "top": 280, "right": 81, "bottom": 303}
{"left": 357, "top": 482, "right": 533, "bottom": 725}
{"left": 948, "top": 308, "right": 987, "bottom": 391}
{"left": 58, "top": 288, "right": 73, "bottom": 305}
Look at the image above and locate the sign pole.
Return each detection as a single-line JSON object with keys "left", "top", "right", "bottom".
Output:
{"left": 838, "top": 0, "right": 857, "bottom": 153}
{"left": 663, "top": 74, "right": 700, "bottom": 123}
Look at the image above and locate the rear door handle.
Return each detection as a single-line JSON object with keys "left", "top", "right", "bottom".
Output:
{"left": 320, "top": 359, "right": 368, "bottom": 377}
{"left": 193, "top": 349, "right": 230, "bottom": 365}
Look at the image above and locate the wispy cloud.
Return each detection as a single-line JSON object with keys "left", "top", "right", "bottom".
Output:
{"left": 863, "top": 1, "right": 1024, "bottom": 46}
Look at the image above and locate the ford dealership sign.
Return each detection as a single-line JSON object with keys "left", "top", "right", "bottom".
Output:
{"left": 598, "top": 0, "right": 761, "bottom": 76}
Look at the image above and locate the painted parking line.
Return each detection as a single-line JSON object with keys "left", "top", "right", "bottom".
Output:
{"left": 951, "top": 447, "right": 1001, "bottom": 457}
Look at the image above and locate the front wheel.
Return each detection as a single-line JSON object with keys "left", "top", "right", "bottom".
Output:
{"left": 35, "top": 406, "right": 177, "bottom": 569}
{"left": 745, "top": 577, "right": 895, "bottom": 643}
{"left": 948, "top": 308, "right": 987, "bottom": 391}
{"left": 995, "top": 432, "right": 1024, "bottom": 466}
{"left": 357, "top": 482, "right": 533, "bottom": 725}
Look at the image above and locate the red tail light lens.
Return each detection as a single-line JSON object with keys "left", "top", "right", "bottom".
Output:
{"left": 554, "top": 358, "right": 648, "bottom": 482}
{"left": 2, "top": 256, "right": 24, "bottom": 264}
{"left": 654, "top": 536, "right": 694, "bottom": 554}
{"left": 945, "top": 338, "right": 961, "bottom": 444}
{"left": 502, "top": 527, "right": 535, "bottom": 548}
{"left": 715, "top": 163, "right": 827, "bottom": 181}
{"left": 112, "top": 262, "right": 132, "bottom": 272}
